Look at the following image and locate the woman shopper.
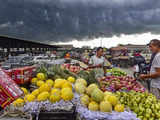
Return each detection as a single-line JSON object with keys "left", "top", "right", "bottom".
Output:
{"left": 140, "top": 39, "right": 160, "bottom": 99}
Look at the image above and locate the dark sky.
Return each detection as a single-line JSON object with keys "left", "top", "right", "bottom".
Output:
{"left": 0, "top": 0, "right": 160, "bottom": 43}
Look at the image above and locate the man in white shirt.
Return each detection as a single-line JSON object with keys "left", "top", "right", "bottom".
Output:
{"left": 140, "top": 39, "right": 160, "bottom": 98}
{"left": 89, "top": 47, "right": 111, "bottom": 78}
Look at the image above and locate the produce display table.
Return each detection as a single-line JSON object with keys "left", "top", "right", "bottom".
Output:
{"left": 112, "top": 56, "right": 130, "bottom": 68}
{"left": 1, "top": 62, "right": 155, "bottom": 120}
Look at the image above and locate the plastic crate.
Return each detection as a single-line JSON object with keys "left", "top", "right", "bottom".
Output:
{"left": 32, "top": 106, "right": 77, "bottom": 120}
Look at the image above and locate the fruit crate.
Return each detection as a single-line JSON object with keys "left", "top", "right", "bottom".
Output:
{"left": 32, "top": 106, "right": 77, "bottom": 120}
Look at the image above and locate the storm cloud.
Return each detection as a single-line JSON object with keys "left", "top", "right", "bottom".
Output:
{"left": 0, "top": 0, "right": 160, "bottom": 43}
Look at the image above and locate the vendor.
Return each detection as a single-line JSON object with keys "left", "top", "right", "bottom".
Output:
{"left": 88, "top": 47, "right": 111, "bottom": 78}
{"left": 140, "top": 39, "right": 160, "bottom": 99}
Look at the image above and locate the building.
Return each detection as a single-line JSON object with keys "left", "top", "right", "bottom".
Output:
{"left": 110, "top": 46, "right": 127, "bottom": 57}
{"left": 123, "top": 44, "right": 150, "bottom": 54}
{"left": 0, "top": 35, "right": 60, "bottom": 56}
{"left": 56, "top": 44, "right": 74, "bottom": 50}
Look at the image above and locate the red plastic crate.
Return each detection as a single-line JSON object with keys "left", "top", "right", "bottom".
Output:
{"left": 0, "top": 69, "right": 23, "bottom": 108}
{"left": 12, "top": 66, "right": 36, "bottom": 84}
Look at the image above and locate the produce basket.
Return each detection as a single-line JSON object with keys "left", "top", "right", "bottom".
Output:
{"left": 32, "top": 106, "right": 76, "bottom": 120}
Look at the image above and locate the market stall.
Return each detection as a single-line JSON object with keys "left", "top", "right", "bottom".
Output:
{"left": 0, "top": 61, "right": 159, "bottom": 120}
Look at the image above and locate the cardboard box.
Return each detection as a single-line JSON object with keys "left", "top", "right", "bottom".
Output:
{"left": 0, "top": 69, "right": 23, "bottom": 108}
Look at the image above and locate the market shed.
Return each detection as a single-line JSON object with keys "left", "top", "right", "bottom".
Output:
{"left": 0, "top": 36, "right": 60, "bottom": 53}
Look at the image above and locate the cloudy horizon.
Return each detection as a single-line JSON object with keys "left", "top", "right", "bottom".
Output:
{"left": 0, "top": 0, "right": 160, "bottom": 45}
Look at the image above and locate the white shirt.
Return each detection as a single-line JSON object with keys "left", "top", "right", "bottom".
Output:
{"left": 89, "top": 55, "right": 110, "bottom": 78}
{"left": 150, "top": 52, "right": 160, "bottom": 89}
{"left": 89, "top": 55, "right": 105, "bottom": 66}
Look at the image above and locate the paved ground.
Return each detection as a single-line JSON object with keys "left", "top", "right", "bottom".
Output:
{"left": 0, "top": 117, "right": 27, "bottom": 120}
{"left": 121, "top": 67, "right": 134, "bottom": 77}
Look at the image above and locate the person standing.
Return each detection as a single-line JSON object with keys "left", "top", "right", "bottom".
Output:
{"left": 88, "top": 47, "right": 111, "bottom": 78}
{"left": 140, "top": 39, "right": 160, "bottom": 99}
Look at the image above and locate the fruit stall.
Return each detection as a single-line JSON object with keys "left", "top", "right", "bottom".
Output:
{"left": 0, "top": 62, "right": 159, "bottom": 120}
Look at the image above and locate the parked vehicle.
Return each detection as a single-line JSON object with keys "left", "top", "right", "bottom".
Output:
{"left": 2, "top": 56, "right": 34, "bottom": 69}
{"left": 33, "top": 56, "right": 51, "bottom": 64}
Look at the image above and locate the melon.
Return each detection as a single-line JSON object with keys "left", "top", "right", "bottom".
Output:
{"left": 39, "top": 83, "right": 51, "bottom": 93}
{"left": 31, "top": 77, "right": 38, "bottom": 84}
{"left": 88, "top": 101, "right": 99, "bottom": 111}
{"left": 75, "top": 83, "right": 86, "bottom": 94}
{"left": 46, "top": 79, "right": 54, "bottom": 87}
{"left": 104, "top": 91, "right": 113, "bottom": 97}
{"left": 13, "top": 98, "right": 24, "bottom": 107}
{"left": 114, "top": 104, "right": 125, "bottom": 112}
{"left": 80, "top": 94, "right": 90, "bottom": 107}
{"left": 86, "top": 84, "right": 98, "bottom": 96}
{"left": 62, "top": 81, "right": 72, "bottom": 89}
{"left": 107, "top": 95, "right": 118, "bottom": 106}
{"left": 21, "top": 87, "right": 28, "bottom": 95}
{"left": 36, "top": 80, "right": 45, "bottom": 87}
{"left": 61, "top": 88, "right": 74, "bottom": 101}
{"left": 100, "top": 101, "right": 112, "bottom": 112}
{"left": 54, "top": 79, "right": 67, "bottom": 88}
{"left": 37, "top": 91, "right": 50, "bottom": 101}
{"left": 76, "top": 78, "right": 87, "bottom": 86}
{"left": 37, "top": 73, "right": 45, "bottom": 80}
{"left": 91, "top": 88, "right": 104, "bottom": 103}
{"left": 51, "top": 88, "right": 60, "bottom": 95}
{"left": 31, "top": 89, "right": 39, "bottom": 97}
{"left": 49, "top": 90, "right": 61, "bottom": 103}
{"left": 24, "top": 94, "right": 35, "bottom": 102}
{"left": 67, "top": 76, "right": 75, "bottom": 83}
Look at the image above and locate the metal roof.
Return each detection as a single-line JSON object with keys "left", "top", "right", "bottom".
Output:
{"left": 0, "top": 35, "right": 60, "bottom": 49}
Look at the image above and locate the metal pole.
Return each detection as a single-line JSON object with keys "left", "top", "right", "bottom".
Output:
{"left": 101, "top": 38, "right": 102, "bottom": 47}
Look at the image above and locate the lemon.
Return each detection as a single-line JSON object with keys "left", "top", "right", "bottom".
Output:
{"left": 39, "top": 83, "right": 51, "bottom": 93}
{"left": 24, "top": 94, "right": 35, "bottom": 102}
{"left": 31, "top": 77, "right": 38, "bottom": 84}
{"left": 31, "top": 89, "right": 39, "bottom": 97}
{"left": 21, "top": 87, "right": 28, "bottom": 95}
{"left": 46, "top": 79, "right": 54, "bottom": 87}
{"left": 67, "top": 76, "right": 75, "bottom": 83}
{"left": 37, "top": 73, "right": 45, "bottom": 80}
{"left": 36, "top": 80, "right": 45, "bottom": 87}
{"left": 37, "top": 91, "right": 49, "bottom": 101}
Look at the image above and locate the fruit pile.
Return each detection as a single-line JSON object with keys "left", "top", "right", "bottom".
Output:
{"left": 74, "top": 79, "right": 125, "bottom": 113}
{"left": 100, "top": 76, "right": 146, "bottom": 92}
{"left": 107, "top": 68, "right": 127, "bottom": 77}
{"left": 62, "top": 64, "right": 81, "bottom": 73}
{"left": 115, "top": 91, "right": 160, "bottom": 120}
{"left": 13, "top": 73, "right": 76, "bottom": 107}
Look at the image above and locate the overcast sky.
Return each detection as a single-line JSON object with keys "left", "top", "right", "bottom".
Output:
{"left": 55, "top": 32, "right": 160, "bottom": 48}
{"left": 0, "top": 0, "right": 160, "bottom": 47}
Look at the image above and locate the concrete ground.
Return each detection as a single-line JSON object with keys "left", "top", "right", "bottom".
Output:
{"left": 121, "top": 67, "right": 134, "bottom": 77}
